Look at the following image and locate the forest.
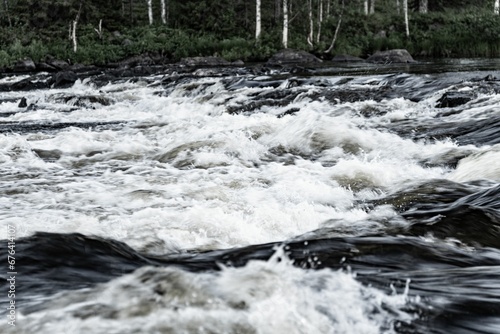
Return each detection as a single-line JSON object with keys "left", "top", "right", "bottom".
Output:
{"left": 1, "top": 0, "right": 500, "bottom": 67}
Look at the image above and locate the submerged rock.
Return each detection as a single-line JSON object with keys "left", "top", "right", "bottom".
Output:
{"left": 48, "top": 93, "right": 114, "bottom": 107}
{"left": 436, "top": 91, "right": 475, "bottom": 108}
{"left": 367, "top": 49, "right": 415, "bottom": 64}
{"left": 52, "top": 71, "right": 78, "bottom": 88}
{"left": 267, "top": 49, "right": 322, "bottom": 65}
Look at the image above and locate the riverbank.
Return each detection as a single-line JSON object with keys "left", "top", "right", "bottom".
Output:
{"left": 2, "top": 8, "right": 500, "bottom": 70}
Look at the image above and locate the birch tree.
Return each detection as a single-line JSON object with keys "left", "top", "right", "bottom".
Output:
{"left": 403, "top": 0, "right": 409, "bottom": 37}
{"left": 307, "top": 0, "right": 314, "bottom": 48}
{"left": 316, "top": 0, "right": 323, "bottom": 43}
{"left": 419, "top": 0, "right": 428, "bottom": 14}
{"left": 147, "top": 0, "right": 153, "bottom": 25}
{"left": 325, "top": 0, "right": 344, "bottom": 53}
{"left": 369, "top": 0, "right": 376, "bottom": 14}
{"left": 256, "top": 0, "right": 261, "bottom": 40}
{"left": 69, "top": 3, "right": 82, "bottom": 53}
{"left": 396, "top": 0, "right": 400, "bottom": 15}
{"left": 364, "top": 0, "right": 368, "bottom": 15}
{"left": 161, "top": 0, "right": 167, "bottom": 24}
{"left": 283, "top": 0, "right": 288, "bottom": 48}
{"left": 495, "top": 0, "right": 499, "bottom": 15}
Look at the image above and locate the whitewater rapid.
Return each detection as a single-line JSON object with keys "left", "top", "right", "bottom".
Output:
{"left": 1, "top": 62, "right": 500, "bottom": 333}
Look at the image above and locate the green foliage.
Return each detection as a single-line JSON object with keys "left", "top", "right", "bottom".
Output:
{"left": 1, "top": 0, "right": 500, "bottom": 68}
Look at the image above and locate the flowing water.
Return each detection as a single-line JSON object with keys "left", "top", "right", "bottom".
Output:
{"left": 1, "top": 59, "right": 500, "bottom": 333}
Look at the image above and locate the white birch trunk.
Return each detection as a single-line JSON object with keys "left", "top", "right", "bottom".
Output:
{"left": 419, "top": 0, "right": 428, "bottom": 14}
{"left": 324, "top": 0, "right": 344, "bottom": 53}
{"left": 161, "top": 0, "right": 166, "bottom": 24}
{"left": 283, "top": 0, "right": 288, "bottom": 48}
{"left": 403, "top": 0, "right": 409, "bottom": 38}
{"left": 147, "top": 0, "right": 153, "bottom": 25}
{"left": 316, "top": 0, "right": 323, "bottom": 43}
{"left": 94, "top": 19, "right": 103, "bottom": 40}
{"left": 495, "top": 0, "right": 500, "bottom": 15}
{"left": 396, "top": 0, "right": 400, "bottom": 15}
{"left": 326, "top": 0, "right": 330, "bottom": 17}
{"left": 256, "top": 0, "right": 261, "bottom": 40}
{"left": 307, "top": 0, "right": 314, "bottom": 48}
{"left": 72, "top": 20, "right": 77, "bottom": 53}
{"left": 369, "top": 0, "right": 376, "bottom": 14}
{"left": 364, "top": 0, "right": 368, "bottom": 15}
{"left": 70, "top": 4, "right": 82, "bottom": 53}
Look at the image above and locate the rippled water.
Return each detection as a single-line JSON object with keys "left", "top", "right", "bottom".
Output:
{"left": 1, "top": 60, "right": 499, "bottom": 333}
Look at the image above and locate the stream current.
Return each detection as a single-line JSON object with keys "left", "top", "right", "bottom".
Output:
{"left": 1, "top": 59, "right": 500, "bottom": 333}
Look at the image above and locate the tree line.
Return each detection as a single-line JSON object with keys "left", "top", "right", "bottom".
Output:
{"left": 0, "top": 0, "right": 500, "bottom": 66}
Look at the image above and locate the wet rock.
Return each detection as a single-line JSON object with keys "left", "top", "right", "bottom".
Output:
{"left": 0, "top": 76, "right": 50, "bottom": 91}
{"left": 48, "top": 59, "right": 70, "bottom": 70}
{"left": 36, "top": 62, "right": 57, "bottom": 72}
{"left": 484, "top": 74, "right": 496, "bottom": 81}
{"left": 27, "top": 103, "right": 38, "bottom": 111}
{"left": 231, "top": 60, "right": 245, "bottom": 66}
{"left": 267, "top": 49, "right": 322, "bottom": 65}
{"left": 69, "top": 64, "right": 98, "bottom": 73}
{"left": 436, "top": 91, "right": 474, "bottom": 108}
{"left": 18, "top": 97, "right": 28, "bottom": 108}
{"left": 332, "top": 54, "right": 365, "bottom": 62}
{"left": 52, "top": 71, "right": 78, "bottom": 88}
{"left": 179, "top": 57, "right": 230, "bottom": 67}
{"left": 49, "top": 93, "right": 113, "bottom": 107}
{"left": 13, "top": 58, "right": 36, "bottom": 72}
{"left": 277, "top": 108, "right": 300, "bottom": 118}
{"left": 367, "top": 49, "right": 415, "bottom": 64}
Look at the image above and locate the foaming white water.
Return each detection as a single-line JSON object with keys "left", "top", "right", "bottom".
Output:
{"left": 0, "top": 75, "right": 468, "bottom": 250}
{"left": 7, "top": 248, "right": 415, "bottom": 334}
{"left": 448, "top": 146, "right": 500, "bottom": 182}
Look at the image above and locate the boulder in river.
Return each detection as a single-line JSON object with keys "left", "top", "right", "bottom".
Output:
{"left": 49, "top": 93, "right": 114, "bottom": 107}
{"left": 436, "top": 91, "right": 475, "bottom": 108}
{"left": 18, "top": 97, "right": 28, "bottom": 108}
{"left": 48, "top": 59, "right": 71, "bottom": 71}
{"left": 0, "top": 76, "right": 50, "bottom": 91}
{"left": 367, "top": 49, "right": 415, "bottom": 64}
{"left": 52, "top": 71, "right": 78, "bottom": 88}
{"left": 267, "top": 49, "right": 322, "bottom": 65}
{"left": 13, "top": 58, "right": 36, "bottom": 72}
{"left": 179, "top": 57, "right": 230, "bottom": 67}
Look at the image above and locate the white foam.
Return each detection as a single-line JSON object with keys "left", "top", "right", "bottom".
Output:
{"left": 448, "top": 146, "right": 500, "bottom": 182}
{"left": 0, "top": 75, "right": 469, "bottom": 248}
{"left": 8, "top": 249, "right": 415, "bottom": 334}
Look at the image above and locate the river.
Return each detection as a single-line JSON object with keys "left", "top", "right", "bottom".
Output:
{"left": 1, "top": 59, "right": 499, "bottom": 333}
